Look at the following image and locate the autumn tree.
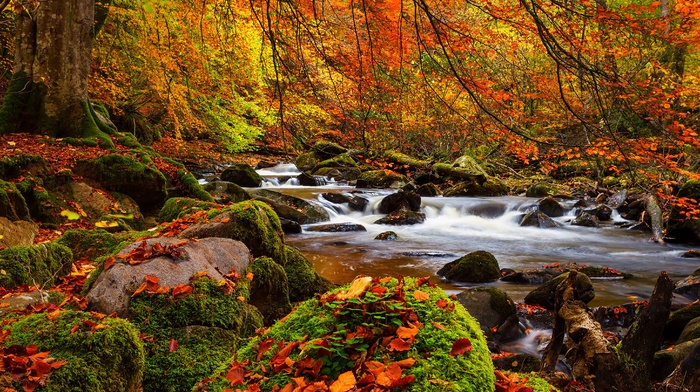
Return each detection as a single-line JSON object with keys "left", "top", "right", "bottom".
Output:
{"left": 0, "top": 0, "right": 114, "bottom": 144}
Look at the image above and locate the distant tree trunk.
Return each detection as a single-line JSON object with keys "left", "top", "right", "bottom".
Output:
{"left": 0, "top": 0, "right": 110, "bottom": 140}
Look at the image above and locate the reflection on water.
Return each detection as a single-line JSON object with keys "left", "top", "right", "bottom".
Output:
{"left": 256, "top": 166, "right": 695, "bottom": 306}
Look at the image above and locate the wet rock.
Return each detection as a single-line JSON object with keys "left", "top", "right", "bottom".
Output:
{"left": 584, "top": 204, "right": 613, "bottom": 221}
{"left": 374, "top": 210, "right": 426, "bottom": 225}
{"left": 456, "top": 287, "right": 522, "bottom": 343}
{"left": 593, "top": 302, "right": 644, "bottom": 329}
{"left": 203, "top": 181, "right": 250, "bottom": 203}
{"left": 678, "top": 317, "right": 700, "bottom": 344}
{"left": 279, "top": 217, "right": 302, "bottom": 234}
{"left": 500, "top": 269, "right": 559, "bottom": 285}
{"left": 297, "top": 172, "right": 327, "bottom": 186}
{"left": 348, "top": 195, "right": 369, "bottom": 212}
{"left": 652, "top": 339, "right": 699, "bottom": 381}
{"left": 295, "top": 151, "right": 322, "bottom": 172}
{"left": 660, "top": 340, "right": 700, "bottom": 391}
{"left": 664, "top": 302, "right": 700, "bottom": 340}
{"left": 526, "top": 183, "right": 553, "bottom": 198}
{"left": 466, "top": 202, "right": 508, "bottom": 218}
{"left": 0, "top": 217, "right": 38, "bottom": 248}
{"left": 416, "top": 183, "right": 442, "bottom": 197}
{"left": 377, "top": 191, "right": 421, "bottom": 214}
{"left": 86, "top": 237, "right": 251, "bottom": 317}
{"left": 517, "top": 304, "right": 554, "bottom": 330}
{"left": 572, "top": 211, "right": 599, "bottom": 227}
{"left": 220, "top": 163, "right": 263, "bottom": 187}
{"left": 321, "top": 192, "right": 350, "bottom": 204}
{"left": 606, "top": 189, "right": 628, "bottom": 209}
{"left": 682, "top": 250, "right": 700, "bottom": 258}
{"left": 667, "top": 179, "right": 700, "bottom": 243}
{"left": 524, "top": 271, "right": 595, "bottom": 310}
{"left": 375, "top": 231, "right": 398, "bottom": 241}
{"left": 306, "top": 223, "right": 367, "bottom": 232}
{"left": 443, "top": 178, "right": 506, "bottom": 197}
{"left": 437, "top": 250, "right": 500, "bottom": 283}
{"left": 492, "top": 353, "right": 541, "bottom": 373}
{"left": 676, "top": 267, "right": 700, "bottom": 300}
{"left": 249, "top": 188, "right": 330, "bottom": 224}
{"left": 538, "top": 196, "right": 564, "bottom": 217}
{"left": 519, "top": 210, "right": 558, "bottom": 228}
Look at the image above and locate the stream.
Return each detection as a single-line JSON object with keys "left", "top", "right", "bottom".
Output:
{"left": 255, "top": 164, "right": 696, "bottom": 307}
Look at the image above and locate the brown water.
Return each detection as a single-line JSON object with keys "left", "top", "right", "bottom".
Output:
{"left": 257, "top": 165, "right": 697, "bottom": 307}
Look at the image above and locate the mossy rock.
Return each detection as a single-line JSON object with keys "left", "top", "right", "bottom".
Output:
{"left": 295, "top": 151, "right": 322, "bottom": 172}
{"left": 175, "top": 169, "right": 214, "bottom": 202}
{"left": 438, "top": 251, "right": 500, "bottom": 283}
{"left": 313, "top": 139, "right": 347, "bottom": 159}
{"left": 665, "top": 303, "right": 700, "bottom": 340}
{"left": 284, "top": 245, "right": 335, "bottom": 303}
{"left": 0, "top": 243, "right": 73, "bottom": 288}
{"left": 551, "top": 159, "right": 590, "bottom": 179}
{"left": 0, "top": 154, "right": 47, "bottom": 181}
{"left": 357, "top": 170, "right": 408, "bottom": 189}
{"left": 202, "top": 181, "right": 250, "bottom": 204}
{"left": 451, "top": 155, "right": 488, "bottom": 175}
{"left": 248, "top": 188, "right": 330, "bottom": 224}
{"left": 158, "top": 197, "right": 219, "bottom": 222}
{"left": 526, "top": 183, "right": 553, "bottom": 197}
{"left": 524, "top": 271, "right": 595, "bottom": 310}
{"left": 181, "top": 200, "right": 287, "bottom": 264}
{"left": 76, "top": 154, "right": 167, "bottom": 209}
{"left": 0, "top": 179, "right": 31, "bottom": 221}
{"left": 14, "top": 176, "right": 66, "bottom": 224}
{"left": 3, "top": 310, "right": 144, "bottom": 392}
{"left": 198, "top": 276, "right": 495, "bottom": 391}
{"left": 129, "top": 275, "right": 263, "bottom": 392}
{"left": 57, "top": 228, "right": 119, "bottom": 261}
{"left": 678, "top": 179, "right": 700, "bottom": 200}
{"left": 652, "top": 339, "right": 699, "bottom": 381}
{"left": 313, "top": 153, "right": 357, "bottom": 171}
{"left": 220, "top": 163, "right": 262, "bottom": 188}
{"left": 678, "top": 317, "right": 700, "bottom": 344}
{"left": 456, "top": 287, "right": 516, "bottom": 338}
{"left": 375, "top": 231, "right": 398, "bottom": 240}
{"left": 250, "top": 256, "right": 292, "bottom": 325}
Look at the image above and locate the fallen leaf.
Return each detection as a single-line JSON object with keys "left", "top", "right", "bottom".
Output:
{"left": 246, "top": 272, "right": 254, "bottom": 281}
{"left": 169, "top": 338, "right": 178, "bottom": 352}
{"left": 330, "top": 371, "right": 356, "bottom": 392}
{"left": 396, "top": 326, "right": 419, "bottom": 340}
{"left": 388, "top": 338, "right": 411, "bottom": 352}
{"left": 449, "top": 337, "right": 473, "bottom": 356}
{"left": 103, "top": 257, "right": 116, "bottom": 270}
{"left": 435, "top": 299, "right": 449, "bottom": 308}
{"left": 131, "top": 282, "right": 148, "bottom": 297}
{"left": 413, "top": 290, "right": 430, "bottom": 302}
{"left": 393, "top": 358, "right": 416, "bottom": 369}
{"left": 172, "top": 284, "right": 193, "bottom": 297}
{"left": 257, "top": 338, "right": 275, "bottom": 361}
{"left": 337, "top": 276, "right": 372, "bottom": 300}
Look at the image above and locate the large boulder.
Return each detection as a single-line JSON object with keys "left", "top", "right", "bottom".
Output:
{"left": 538, "top": 196, "right": 564, "bottom": 217}
{"left": 220, "top": 163, "right": 262, "bottom": 187}
{"left": 158, "top": 197, "right": 219, "bottom": 222}
{"left": 313, "top": 153, "right": 356, "bottom": 171}
{"left": 284, "top": 245, "right": 334, "bottom": 303}
{"left": 572, "top": 211, "right": 599, "bottom": 227}
{"left": 249, "top": 256, "right": 292, "bottom": 325}
{"left": 0, "top": 179, "right": 31, "bottom": 221}
{"left": 248, "top": 188, "right": 330, "bottom": 224}
{"left": 197, "top": 276, "right": 496, "bottom": 392}
{"left": 377, "top": 191, "right": 421, "bottom": 214}
{"left": 524, "top": 271, "right": 595, "bottom": 310}
{"left": 0, "top": 243, "right": 73, "bottom": 289}
{"left": 456, "top": 287, "right": 522, "bottom": 343}
{"left": 75, "top": 154, "right": 167, "bottom": 209}
{"left": 520, "top": 210, "right": 558, "bottom": 228}
{"left": 3, "top": 310, "right": 144, "bottom": 392}
{"left": 295, "top": 151, "right": 322, "bottom": 172}
{"left": 0, "top": 216, "right": 38, "bottom": 248}
{"left": 313, "top": 139, "right": 347, "bottom": 159}
{"left": 374, "top": 210, "right": 426, "bottom": 225}
{"left": 356, "top": 170, "right": 408, "bottom": 188}
{"left": 437, "top": 251, "right": 500, "bottom": 283}
{"left": 180, "top": 200, "right": 287, "bottom": 263}
{"left": 86, "top": 237, "right": 251, "bottom": 316}
{"left": 203, "top": 181, "right": 250, "bottom": 203}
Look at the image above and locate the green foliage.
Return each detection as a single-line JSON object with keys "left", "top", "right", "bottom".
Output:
{"left": 0, "top": 243, "right": 73, "bottom": 288}
{"left": 4, "top": 310, "right": 145, "bottom": 392}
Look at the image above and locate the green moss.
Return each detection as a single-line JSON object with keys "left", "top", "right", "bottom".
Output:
{"left": 14, "top": 176, "right": 67, "bottom": 224}
{"left": 358, "top": 170, "right": 408, "bottom": 188}
{"left": 0, "top": 243, "right": 73, "bottom": 289}
{"left": 0, "top": 179, "right": 31, "bottom": 221}
{"left": 284, "top": 245, "right": 334, "bottom": 303}
{"left": 116, "top": 132, "right": 143, "bottom": 149}
{"left": 678, "top": 179, "right": 700, "bottom": 200}
{"left": 79, "top": 101, "right": 116, "bottom": 149}
{"left": 314, "top": 153, "right": 357, "bottom": 170}
{"left": 250, "top": 256, "right": 292, "bottom": 324}
{"left": 524, "top": 272, "right": 595, "bottom": 310}
{"left": 665, "top": 303, "right": 700, "bottom": 340}
{"left": 202, "top": 276, "right": 495, "bottom": 391}
{"left": 202, "top": 200, "right": 286, "bottom": 263}
{"left": 521, "top": 373, "right": 559, "bottom": 391}
{"left": 0, "top": 72, "right": 39, "bottom": 135}
{"left": 295, "top": 151, "right": 322, "bottom": 172}
{"left": 0, "top": 154, "right": 46, "bottom": 180}
{"left": 4, "top": 310, "right": 144, "bottom": 392}
{"left": 313, "top": 140, "right": 347, "bottom": 157}
{"left": 177, "top": 169, "right": 214, "bottom": 202}
{"left": 441, "top": 251, "right": 500, "bottom": 283}
{"left": 56, "top": 229, "right": 119, "bottom": 261}
{"left": 158, "top": 197, "right": 218, "bottom": 222}
{"left": 129, "top": 275, "right": 262, "bottom": 392}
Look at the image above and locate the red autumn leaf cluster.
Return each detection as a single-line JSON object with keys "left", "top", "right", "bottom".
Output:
{"left": 0, "top": 344, "right": 67, "bottom": 392}
{"left": 117, "top": 239, "right": 188, "bottom": 265}
{"left": 494, "top": 370, "right": 534, "bottom": 392}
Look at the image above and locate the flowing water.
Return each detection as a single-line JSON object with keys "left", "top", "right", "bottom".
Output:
{"left": 257, "top": 164, "right": 696, "bottom": 306}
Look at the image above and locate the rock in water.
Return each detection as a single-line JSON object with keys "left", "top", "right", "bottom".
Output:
{"left": 437, "top": 251, "right": 500, "bottom": 283}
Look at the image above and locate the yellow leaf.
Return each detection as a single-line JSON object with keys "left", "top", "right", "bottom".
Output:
{"left": 60, "top": 210, "right": 81, "bottom": 221}
{"left": 337, "top": 276, "right": 372, "bottom": 300}
{"left": 95, "top": 221, "right": 119, "bottom": 228}
{"left": 413, "top": 290, "right": 430, "bottom": 302}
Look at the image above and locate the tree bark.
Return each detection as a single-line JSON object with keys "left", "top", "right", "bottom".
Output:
{"left": 0, "top": 0, "right": 111, "bottom": 142}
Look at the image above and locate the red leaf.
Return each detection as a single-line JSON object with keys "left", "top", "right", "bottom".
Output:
{"left": 435, "top": 299, "right": 449, "bottom": 308}
{"left": 30, "top": 359, "right": 52, "bottom": 377}
{"left": 449, "top": 338, "right": 473, "bottom": 356}
{"left": 257, "top": 338, "right": 275, "bottom": 361}
{"left": 103, "top": 257, "right": 116, "bottom": 270}
{"left": 169, "top": 339, "right": 178, "bottom": 352}
{"left": 415, "top": 276, "right": 435, "bottom": 287}
{"left": 225, "top": 362, "right": 245, "bottom": 386}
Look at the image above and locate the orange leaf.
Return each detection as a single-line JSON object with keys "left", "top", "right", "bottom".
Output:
{"left": 393, "top": 358, "right": 416, "bottom": 369}
{"left": 172, "top": 284, "right": 193, "bottom": 297}
{"left": 221, "top": 217, "right": 231, "bottom": 223}
{"left": 169, "top": 338, "right": 178, "bottom": 352}
{"left": 413, "top": 290, "right": 430, "bottom": 302}
{"left": 103, "top": 257, "right": 116, "bottom": 271}
{"left": 388, "top": 338, "right": 411, "bottom": 352}
{"left": 330, "top": 371, "right": 356, "bottom": 392}
{"left": 396, "top": 326, "right": 419, "bottom": 340}
{"left": 435, "top": 299, "right": 449, "bottom": 308}
{"left": 449, "top": 337, "right": 473, "bottom": 356}
{"left": 363, "top": 361, "right": 385, "bottom": 377}
{"left": 246, "top": 272, "right": 254, "bottom": 281}
{"left": 0, "top": 302, "right": 10, "bottom": 308}
{"left": 131, "top": 282, "right": 148, "bottom": 297}
{"left": 257, "top": 338, "right": 275, "bottom": 361}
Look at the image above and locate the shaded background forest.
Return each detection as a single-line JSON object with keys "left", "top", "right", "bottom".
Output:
{"left": 1, "top": 0, "right": 699, "bottom": 186}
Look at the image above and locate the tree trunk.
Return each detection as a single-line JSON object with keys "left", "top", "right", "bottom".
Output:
{"left": 0, "top": 0, "right": 110, "bottom": 142}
